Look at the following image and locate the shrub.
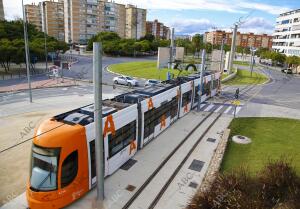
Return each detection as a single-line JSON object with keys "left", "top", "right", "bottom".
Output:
{"left": 187, "top": 160, "right": 300, "bottom": 209}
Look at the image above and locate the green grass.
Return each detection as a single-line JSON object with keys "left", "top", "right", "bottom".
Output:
{"left": 221, "top": 117, "right": 300, "bottom": 176}
{"left": 109, "top": 61, "right": 191, "bottom": 80}
{"left": 222, "top": 69, "right": 268, "bottom": 85}
{"left": 233, "top": 60, "right": 251, "bottom": 66}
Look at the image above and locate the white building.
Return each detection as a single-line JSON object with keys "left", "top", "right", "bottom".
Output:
{"left": 272, "top": 9, "right": 300, "bottom": 57}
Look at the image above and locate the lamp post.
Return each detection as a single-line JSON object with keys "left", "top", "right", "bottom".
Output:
{"left": 22, "top": 0, "right": 32, "bottom": 103}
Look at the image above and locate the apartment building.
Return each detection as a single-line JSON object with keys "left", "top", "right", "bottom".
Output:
{"left": 125, "top": 5, "right": 146, "bottom": 39}
{"left": 0, "top": 0, "right": 4, "bottom": 20}
{"left": 104, "top": 2, "right": 126, "bottom": 38}
{"left": 25, "top": 3, "right": 42, "bottom": 31}
{"left": 25, "top": 1, "right": 64, "bottom": 41}
{"left": 64, "top": 0, "right": 101, "bottom": 44}
{"left": 204, "top": 30, "right": 273, "bottom": 49}
{"left": 272, "top": 9, "right": 300, "bottom": 56}
{"left": 146, "top": 19, "right": 170, "bottom": 39}
{"left": 42, "top": 0, "right": 64, "bottom": 41}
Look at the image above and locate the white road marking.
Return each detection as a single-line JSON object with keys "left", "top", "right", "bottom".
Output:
{"left": 224, "top": 106, "right": 232, "bottom": 114}
{"left": 214, "top": 105, "right": 223, "bottom": 112}
{"left": 200, "top": 104, "right": 206, "bottom": 109}
{"left": 235, "top": 106, "right": 242, "bottom": 115}
{"left": 204, "top": 104, "right": 214, "bottom": 112}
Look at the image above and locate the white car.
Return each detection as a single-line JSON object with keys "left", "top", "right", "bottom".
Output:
{"left": 144, "top": 79, "right": 160, "bottom": 86}
{"left": 113, "top": 76, "right": 138, "bottom": 87}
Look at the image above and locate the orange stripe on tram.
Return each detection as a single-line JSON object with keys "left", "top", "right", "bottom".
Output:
{"left": 103, "top": 115, "right": 116, "bottom": 138}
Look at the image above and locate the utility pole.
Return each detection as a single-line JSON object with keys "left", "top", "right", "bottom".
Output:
{"left": 197, "top": 49, "right": 206, "bottom": 111}
{"left": 43, "top": 2, "right": 48, "bottom": 73}
{"left": 250, "top": 47, "right": 256, "bottom": 77}
{"left": 219, "top": 37, "right": 225, "bottom": 72}
{"left": 168, "top": 28, "right": 175, "bottom": 69}
{"left": 228, "top": 24, "right": 238, "bottom": 74}
{"left": 93, "top": 42, "right": 104, "bottom": 206}
{"left": 22, "top": 0, "right": 32, "bottom": 103}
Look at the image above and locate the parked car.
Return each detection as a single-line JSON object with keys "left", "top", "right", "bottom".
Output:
{"left": 281, "top": 68, "right": 293, "bottom": 74}
{"left": 113, "top": 76, "right": 138, "bottom": 87}
{"left": 145, "top": 79, "right": 160, "bottom": 86}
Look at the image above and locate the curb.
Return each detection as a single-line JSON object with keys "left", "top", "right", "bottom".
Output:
{"left": 197, "top": 128, "right": 231, "bottom": 193}
{"left": 105, "top": 65, "right": 148, "bottom": 81}
{"left": 221, "top": 71, "right": 237, "bottom": 83}
{"left": 0, "top": 83, "right": 78, "bottom": 94}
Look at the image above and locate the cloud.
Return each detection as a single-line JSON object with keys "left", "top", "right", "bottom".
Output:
{"left": 4, "top": 0, "right": 292, "bottom": 21}
{"left": 118, "top": 0, "right": 291, "bottom": 15}
{"left": 239, "top": 17, "right": 274, "bottom": 34}
{"left": 168, "top": 18, "right": 215, "bottom": 35}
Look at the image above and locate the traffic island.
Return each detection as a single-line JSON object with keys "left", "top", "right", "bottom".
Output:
{"left": 222, "top": 69, "right": 268, "bottom": 85}
{"left": 108, "top": 61, "right": 191, "bottom": 80}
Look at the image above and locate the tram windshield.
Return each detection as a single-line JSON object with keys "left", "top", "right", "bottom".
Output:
{"left": 30, "top": 145, "right": 60, "bottom": 191}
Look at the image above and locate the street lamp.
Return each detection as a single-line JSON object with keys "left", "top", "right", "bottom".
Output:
{"left": 22, "top": 0, "right": 32, "bottom": 103}
{"left": 43, "top": 2, "right": 48, "bottom": 73}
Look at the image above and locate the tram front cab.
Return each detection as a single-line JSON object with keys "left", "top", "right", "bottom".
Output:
{"left": 27, "top": 119, "right": 90, "bottom": 209}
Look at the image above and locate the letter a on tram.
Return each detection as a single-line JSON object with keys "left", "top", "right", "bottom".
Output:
{"left": 148, "top": 98, "right": 154, "bottom": 110}
{"left": 103, "top": 115, "right": 116, "bottom": 138}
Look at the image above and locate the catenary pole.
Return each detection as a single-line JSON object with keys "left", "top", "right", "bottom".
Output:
{"left": 22, "top": 0, "right": 32, "bottom": 103}
{"left": 197, "top": 49, "right": 206, "bottom": 111}
{"left": 228, "top": 24, "right": 238, "bottom": 74}
{"left": 93, "top": 42, "right": 104, "bottom": 205}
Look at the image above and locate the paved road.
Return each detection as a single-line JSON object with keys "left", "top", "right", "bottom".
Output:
{"left": 63, "top": 54, "right": 156, "bottom": 83}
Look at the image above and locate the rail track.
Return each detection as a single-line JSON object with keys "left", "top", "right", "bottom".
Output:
{"left": 122, "top": 111, "right": 222, "bottom": 209}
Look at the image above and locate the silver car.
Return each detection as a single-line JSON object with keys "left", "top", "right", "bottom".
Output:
{"left": 113, "top": 76, "right": 138, "bottom": 87}
{"left": 144, "top": 79, "right": 160, "bottom": 86}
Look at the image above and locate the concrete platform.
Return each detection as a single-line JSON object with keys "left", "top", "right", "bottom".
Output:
{"left": 1, "top": 111, "right": 233, "bottom": 209}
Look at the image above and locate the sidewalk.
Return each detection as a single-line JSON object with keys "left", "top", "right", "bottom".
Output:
{"left": 0, "top": 77, "right": 77, "bottom": 93}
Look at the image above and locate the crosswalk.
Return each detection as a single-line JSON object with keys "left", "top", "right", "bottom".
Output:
{"left": 199, "top": 102, "right": 243, "bottom": 116}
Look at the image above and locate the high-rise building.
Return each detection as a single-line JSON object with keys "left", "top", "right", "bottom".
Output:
{"left": 64, "top": 0, "right": 130, "bottom": 44}
{"left": 146, "top": 19, "right": 170, "bottom": 39}
{"left": 272, "top": 9, "right": 300, "bottom": 56}
{"left": 204, "top": 30, "right": 273, "bottom": 49}
{"left": 104, "top": 1, "right": 126, "bottom": 38}
{"left": 25, "top": 3, "right": 42, "bottom": 31}
{"left": 125, "top": 5, "right": 146, "bottom": 39}
{"left": 25, "top": 1, "right": 64, "bottom": 41}
{"left": 41, "top": 0, "right": 64, "bottom": 41}
{"left": 64, "top": 0, "right": 101, "bottom": 44}
{"left": 0, "top": 0, "right": 4, "bottom": 20}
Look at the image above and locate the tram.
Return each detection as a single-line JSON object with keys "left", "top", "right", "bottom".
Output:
{"left": 26, "top": 72, "right": 220, "bottom": 208}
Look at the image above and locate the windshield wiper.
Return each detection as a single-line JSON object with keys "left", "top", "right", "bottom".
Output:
{"left": 36, "top": 162, "right": 53, "bottom": 191}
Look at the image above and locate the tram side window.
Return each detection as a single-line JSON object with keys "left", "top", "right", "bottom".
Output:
{"left": 181, "top": 90, "right": 192, "bottom": 107}
{"left": 61, "top": 151, "right": 78, "bottom": 188}
{"left": 170, "top": 97, "right": 178, "bottom": 118}
{"left": 212, "top": 79, "right": 219, "bottom": 89}
{"left": 194, "top": 85, "right": 200, "bottom": 101}
{"left": 203, "top": 81, "right": 211, "bottom": 95}
{"left": 144, "top": 108, "right": 156, "bottom": 139}
{"left": 89, "top": 141, "right": 96, "bottom": 180}
{"left": 109, "top": 121, "right": 136, "bottom": 158}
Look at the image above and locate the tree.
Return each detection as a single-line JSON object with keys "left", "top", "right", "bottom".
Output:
{"left": 192, "top": 34, "right": 202, "bottom": 52}
{"left": 286, "top": 56, "right": 300, "bottom": 67}
{"left": 140, "top": 33, "right": 155, "bottom": 42}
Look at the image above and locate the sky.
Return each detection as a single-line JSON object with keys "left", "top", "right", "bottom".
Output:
{"left": 3, "top": 0, "right": 300, "bottom": 35}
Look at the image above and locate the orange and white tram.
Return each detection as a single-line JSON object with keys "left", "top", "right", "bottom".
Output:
{"left": 26, "top": 73, "right": 220, "bottom": 208}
